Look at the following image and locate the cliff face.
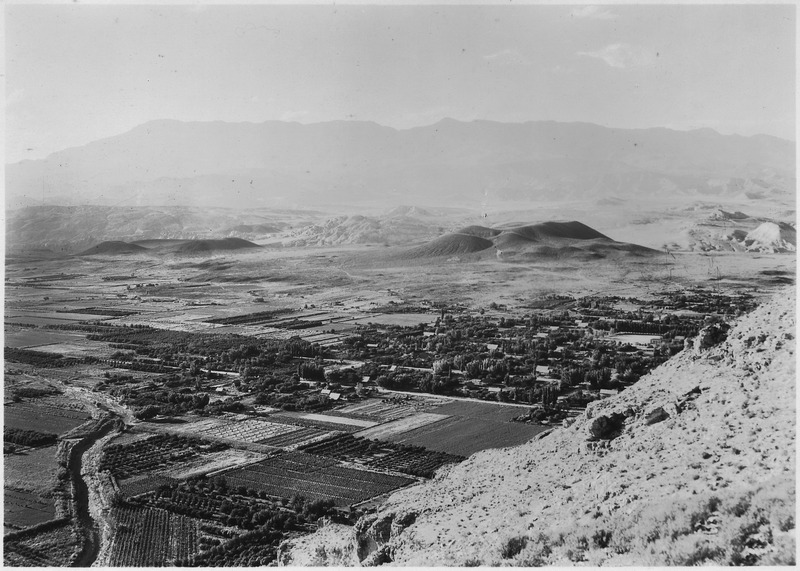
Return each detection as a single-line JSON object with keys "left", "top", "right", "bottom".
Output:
{"left": 280, "top": 287, "right": 796, "bottom": 566}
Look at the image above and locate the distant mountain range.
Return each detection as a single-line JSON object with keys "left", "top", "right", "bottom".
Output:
{"left": 6, "top": 119, "right": 795, "bottom": 210}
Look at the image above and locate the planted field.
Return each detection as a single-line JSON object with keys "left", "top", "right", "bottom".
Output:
{"left": 6, "top": 310, "right": 109, "bottom": 322}
{"left": 3, "top": 521, "right": 77, "bottom": 566}
{"left": 5, "top": 312, "right": 110, "bottom": 327}
{"left": 335, "top": 399, "right": 415, "bottom": 421}
{"left": 222, "top": 451, "right": 413, "bottom": 506}
{"left": 428, "top": 400, "right": 531, "bottom": 422}
{"left": 356, "top": 412, "right": 450, "bottom": 440}
{"left": 198, "top": 418, "right": 301, "bottom": 443}
{"left": 4, "top": 489, "right": 56, "bottom": 529}
{"left": 299, "top": 433, "right": 464, "bottom": 477}
{"left": 100, "top": 433, "right": 228, "bottom": 479}
{"left": 387, "top": 416, "right": 547, "bottom": 457}
{"left": 159, "top": 449, "right": 267, "bottom": 480}
{"left": 257, "top": 426, "right": 335, "bottom": 449}
{"left": 355, "top": 313, "right": 435, "bottom": 326}
{"left": 296, "top": 413, "right": 377, "bottom": 428}
{"left": 4, "top": 330, "right": 86, "bottom": 349}
{"left": 3, "top": 446, "right": 59, "bottom": 496}
{"left": 109, "top": 505, "right": 201, "bottom": 567}
{"left": 4, "top": 404, "right": 90, "bottom": 435}
{"left": 28, "top": 342, "right": 101, "bottom": 357}
{"left": 268, "top": 413, "right": 366, "bottom": 433}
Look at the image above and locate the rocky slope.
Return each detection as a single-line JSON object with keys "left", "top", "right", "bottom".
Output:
{"left": 281, "top": 287, "right": 796, "bottom": 566}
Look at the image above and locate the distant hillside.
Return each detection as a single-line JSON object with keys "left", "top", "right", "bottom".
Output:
{"left": 282, "top": 287, "right": 796, "bottom": 566}
{"left": 6, "top": 119, "right": 794, "bottom": 210}
{"left": 75, "top": 237, "right": 259, "bottom": 257}
{"left": 667, "top": 208, "right": 797, "bottom": 253}
{"left": 281, "top": 213, "right": 446, "bottom": 247}
{"left": 399, "top": 221, "right": 656, "bottom": 261}
{"left": 5, "top": 205, "right": 311, "bottom": 251}
{"left": 173, "top": 237, "right": 260, "bottom": 254}
{"left": 77, "top": 241, "right": 148, "bottom": 256}
{"left": 404, "top": 233, "right": 496, "bottom": 257}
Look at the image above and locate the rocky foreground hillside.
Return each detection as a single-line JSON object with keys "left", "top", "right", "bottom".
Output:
{"left": 281, "top": 287, "right": 796, "bottom": 566}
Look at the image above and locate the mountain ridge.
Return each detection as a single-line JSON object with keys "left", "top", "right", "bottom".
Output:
{"left": 7, "top": 119, "right": 793, "bottom": 210}
{"left": 9, "top": 118, "right": 793, "bottom": 166}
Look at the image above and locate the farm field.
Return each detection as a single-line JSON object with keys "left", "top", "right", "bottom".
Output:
{"left": 299, "top": 433, "right": 464, "bottom": 478}
{"left": 3, "top": 521, "right": 78, "bottom": 566}
{"left": 4, "top": 489, "right": 56, "bottom": 530}
{"left": 222, "top": 451, "right": 414, "bottom": 506}
{"left": 268, "top": 413, "right": 370, "bottom": 433}
{"left": 356, "top": 412, "right": 450, "bottom": 440}
{"left": 197, "top": 418, "right": 301, "bottom": 443}
{"left": 4, "top": 329, "right": 88, "bottom": 349}
{"left": 108, "top": 505, "right": 201, "bottom": 567}
{"left": 295, "top": 413, "right": 377, "bottom": 428}
{"left": 159, "top": 449, "right": 267, "bottom": 480}
{"left": 28, "top": 341, "right": 103, "bottom": 357}
{"left": 4, "top": 403, "right": 91, "bottom": 435}
{"left": 427, "top": 400, "right": 531, "bottom": 421}
{"left": 257, "top": 426, "right": 336, "bottom": 449}
{"left": 352, "top": 313, "right": 436, "bottom": 326}
{"left": 5, "top": 315, "right": 99, "bottom": 327}
{"left": 99, "top": 433, "right": 229, "bottom": 479}
{"left": 5, "top": 310, "right": 110, "bottom": 322}
{"left": 385, "top": 416, "right": 548, "bottom": 457}
{"left": 335, "top": 399, "right": 415, "bottom": 421}
{"left": 3, "top": 446, "right": 60, "bottom": 496}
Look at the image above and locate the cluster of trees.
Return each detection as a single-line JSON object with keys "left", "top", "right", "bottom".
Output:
{"left": 87, "top": 325, "right": 326, "bottom": 374}
{"left": 9, "top": 386, "right": 61, "bottom": 400}
{"left": 150, "top": 476, "right": 338, "bottom": 532}
{"left": 108, "top": 386, "right": 211, "bottom": 419}
{"left": 4, "top": 427, "right": 57, "bottom": 447}
{"left": 204, "top": 309, "right": 291, "bottom": 325}
{"left": 4, "top": 347, "right": 87, "bottom": 368}
{"left": 254, "top": 389, "right": 329, "bottom": 412}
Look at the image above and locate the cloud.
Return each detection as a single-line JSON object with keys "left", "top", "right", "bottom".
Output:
{"left": 578, "top": 43, "right": 656, "bottom": 68}
{"left": 483, "top": 49, "right": 530, "bottom": 67}
{"left": 570, "top": 6, "right": 617, "bottom": 20}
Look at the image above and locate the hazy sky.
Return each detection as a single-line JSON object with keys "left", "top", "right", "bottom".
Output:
{"left": 5, "top": 3, "right": 796, "bottom": 163}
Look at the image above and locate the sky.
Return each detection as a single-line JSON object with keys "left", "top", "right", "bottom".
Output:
{"left": 4, "top": 2, "right": 796, "bottom": 163}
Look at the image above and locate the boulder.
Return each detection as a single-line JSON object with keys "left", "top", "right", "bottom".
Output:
{"left": 587, "top": 412, "right": 626, "bottom": 440}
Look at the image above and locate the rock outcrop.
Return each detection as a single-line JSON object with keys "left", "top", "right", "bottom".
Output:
{"left": 281, "top": 287, "right": 795, "bottom": 566}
